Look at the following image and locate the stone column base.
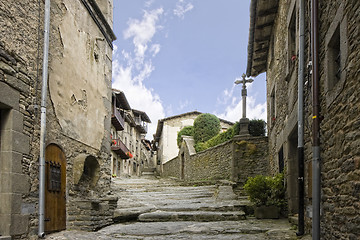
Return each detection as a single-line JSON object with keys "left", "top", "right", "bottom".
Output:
{"left": 239, "top": 118, "right": 250, "bottom": 136}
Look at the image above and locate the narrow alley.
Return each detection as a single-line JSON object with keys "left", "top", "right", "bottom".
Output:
{"left": 46, "top": 177, "right": 310, "bottom": 240}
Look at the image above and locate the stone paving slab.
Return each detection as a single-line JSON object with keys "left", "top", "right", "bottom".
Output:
{"left": 46, "top": 220, "right": 310, "bottom": 240}
{"left": 138, "top": 210, "right": 246, "bottom": 222}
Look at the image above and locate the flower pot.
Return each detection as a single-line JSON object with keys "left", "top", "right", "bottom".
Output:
{"left": 254, "top": 205, "right": 280, "bottom": 219}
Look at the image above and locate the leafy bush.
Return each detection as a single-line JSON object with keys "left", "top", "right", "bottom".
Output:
{"left": 243, "top": 173, "right": 285, "bottom": 208}
{"left": 194, "top": 122, "right": 240, "bottom": 152}
{"left": 177, "top": 126, "right": 194, "bottom": 148}
{"left": 249, "top": 119, "right": 266, "bottom": 136}
{"left": 193, "top": 113, "right": 221, "bottom": 144}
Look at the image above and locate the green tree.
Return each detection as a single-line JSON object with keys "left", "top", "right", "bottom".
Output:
{"left": 193, "top": 113, "right": 221, "bottom": 144}
{"left": 177, "top": 126, "right": 194, "bottom": 148}
{"left": 249, "top": 119, "right": 266, "bottom": 136}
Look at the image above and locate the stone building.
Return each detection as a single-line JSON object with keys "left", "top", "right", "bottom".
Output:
{"left": 111, "top": 89, "right": 152, "bottom": 177}
{"left": 153, "top": 111, "right": 234, "bottom": 172}
{"left": 1, "top": 0, "right": 117, "bottom": 238}
{"left": 247, "top": 0, "right": 359, "bottom": 238}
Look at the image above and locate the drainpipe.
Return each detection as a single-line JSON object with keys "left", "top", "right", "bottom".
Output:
{"left": 39, "top": 0, "right": 51, "bottom": 237}
{"left": 296, "top": 0, "right": 305, "bottom": 236}
{"left": 311, "top": 0, "right": 321, "bottom": 239}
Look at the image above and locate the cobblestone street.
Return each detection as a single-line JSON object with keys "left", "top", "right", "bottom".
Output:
{"left": 46, "top": 177, "right": 311, "bottom": 240}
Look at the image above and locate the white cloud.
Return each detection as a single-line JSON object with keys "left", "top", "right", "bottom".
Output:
{"left": 123, "top": 8, "right": 164, "bottom": 68}
{"left": 215, "top": 83, "right": 267, "bottom": 123}
{"left": 216, "top": 96, "right": 267, "bottom": 123}
{"left": 150, "top": 44, "right": 161, "bottom": 57}
{"left": 113, "top": 8, "right": 166, "bottom": 139}
{"left": 174, "top": 0, "right": 194, "bottom": 19}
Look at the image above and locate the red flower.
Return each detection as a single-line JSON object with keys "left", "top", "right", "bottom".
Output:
{"left": 126, "top": 152, "right": 133, "bottom": 158}
{"left": 111, "top": 139, "right": 117, "bottom": 146}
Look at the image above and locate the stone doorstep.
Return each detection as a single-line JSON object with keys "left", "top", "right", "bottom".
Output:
{"left": 138, "top": 210, "right": 246, "bottom": 222}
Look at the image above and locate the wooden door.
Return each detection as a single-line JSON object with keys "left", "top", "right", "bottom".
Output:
{"left": 45, "top": 144, "right": 66, "bottom": 232}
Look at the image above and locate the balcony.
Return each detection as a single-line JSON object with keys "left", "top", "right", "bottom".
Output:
{"left": 135, "top": 117, "right": 148, "bottom": 134}
{"left": 111, "top": 139, "right": 130, "bottom": 159}
{"left": 111, "top": 107, "right": 125, "bottom": 131}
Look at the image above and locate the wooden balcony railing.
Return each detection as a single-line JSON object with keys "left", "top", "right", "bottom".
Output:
{"left": 111, "top": 139, "right": 130, "bottom": 159}
{"left": 111, "top": 107, "right": 125, "bottom": 131}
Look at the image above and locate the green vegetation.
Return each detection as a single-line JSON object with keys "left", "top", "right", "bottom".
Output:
{"left": 243, "top": 173, "right": 286, "bottom": 209}
{"left": 195, "top": 122, "right": 240, "bottom": 152}
{"left": 248, "top": 119, "right": 266, "bottom": 136}
{"left": 177, "top": 126, "right": 194, "bottom": 147}
{"left": 193, "top": 113, "right": 221, "bottom": 144}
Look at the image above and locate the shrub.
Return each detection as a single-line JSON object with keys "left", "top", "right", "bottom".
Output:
{"left": 177, "top": 126, "right": 194, "bottom": 148}
{"left": 243, "top": 173, "right": 285, "bottom": 208}
{"left": 249, "top": 119, "right": 266, "bottom": 136}
{"left": 193, "top": 113, "right": 221, "bottom": 144}
{"left": 194, "top": 122, "right": 240, "bottom": 152}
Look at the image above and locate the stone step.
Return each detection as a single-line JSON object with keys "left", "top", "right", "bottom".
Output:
{"left": 138, "top": 210, "right": 246, "bottom": 222}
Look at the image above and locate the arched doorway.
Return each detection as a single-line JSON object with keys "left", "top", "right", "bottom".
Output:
{"left": 45, "top": 144, "right": 66, "bottom": 233}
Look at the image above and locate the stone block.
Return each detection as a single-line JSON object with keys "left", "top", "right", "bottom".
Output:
{"left": 0, "top": 214, "right": 11, "bottom": 236}
{"left": 1, "top": 109, "right": 23, "bottom": 132}
{"left": 0, "top": 81, "right": 19, "bottom": 110}
{"left": 0, "top": 151, "right": 22, "bottom": 173}
{"left": 0, "top": 172, "right": 29, "bottom": 194}
{"left": 9, "top": 214, "right": 29, "bottom": 236}
{"left": 4, "top": 74, "right": 30, "bottom": 95}
{"left": 0, "top": 193, "right": 22, "bottom": 214}
{"left": 1, "top": 129, "right": 30, "bottom": 154}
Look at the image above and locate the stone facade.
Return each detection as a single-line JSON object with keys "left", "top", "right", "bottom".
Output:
{"left": 1, "top": 0, "right": 116, "bottom": 238}
{"left": 247, "top": 0, "right": 360, "bottom": 238}
{"left": 110, "top": 90, "right": 152, "bottom": 178}
{"left": 162, "top": 136, "right": 269, "bottom": 184}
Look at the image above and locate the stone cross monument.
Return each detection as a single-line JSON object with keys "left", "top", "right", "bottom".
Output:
{"left": 235, "top": 73, "right": 254, "bottom": 136}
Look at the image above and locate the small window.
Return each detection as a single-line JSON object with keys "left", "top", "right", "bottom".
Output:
{"left": 327, "top": 25, "right": 341, "bottom": 90}
{"left": 270, "top": 87, "right": 276, "bottom": 126}
{"left": 288, "top": 9, "right": 296, "bottom": 72}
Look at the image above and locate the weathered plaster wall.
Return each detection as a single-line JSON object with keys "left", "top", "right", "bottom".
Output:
{"left": 1, "top": 0, "right": 116, "bottom": 237}
{"left": 49, "top": 0, "right": 111, "bottom": 150}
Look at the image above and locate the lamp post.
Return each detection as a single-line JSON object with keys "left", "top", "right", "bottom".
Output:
{"left": 235, "top": 73, "right": 254, "bottom": 136}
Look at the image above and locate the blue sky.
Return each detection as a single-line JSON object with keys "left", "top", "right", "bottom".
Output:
{"left": 112, "top": 0, "right": 267, "bottom": 138}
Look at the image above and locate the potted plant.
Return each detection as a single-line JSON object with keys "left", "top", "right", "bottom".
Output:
{"left": 243, "top": 173, "right": 286, "bottom": 219}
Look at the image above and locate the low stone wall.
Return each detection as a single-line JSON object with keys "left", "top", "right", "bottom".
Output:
{"left": 162, "top": 136, "right": 269, "bottom": 185}
{"left": 232, "top": 136, "right": 269, "bottom": 185}
{"left": 162, "top": 157, "right": 180, "bottom": 178}
{"left": 68, "top": 196, "right": 118, "bottom": 231}
{"left": 186, "top": 141, "right": 233, "bottom": 181}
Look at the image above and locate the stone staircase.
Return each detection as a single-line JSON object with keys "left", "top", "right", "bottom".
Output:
{"left": 112, "top": 178, "right": 253, "bottom": 223}
{"left": 141, "top": 167, "right": 157, "bottom": 179}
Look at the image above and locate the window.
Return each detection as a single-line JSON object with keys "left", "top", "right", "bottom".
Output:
{"left": 328, "top": 25, "right": 341, "bottom": 89}
{"left": 325, "top": 3, "right": 347, "bottom": 106}
{"left": 286, "top": 1, "right": 297, "bottom": 78}
{"left": 270, "top": 87, "right": 276, "bottom": 126}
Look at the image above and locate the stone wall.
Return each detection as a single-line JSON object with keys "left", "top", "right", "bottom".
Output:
{"left": 162, "top": 136, "right": 269, "bottom": 185}
{"left": 0, "top": 0, "right": 116, "bottom": 238}
{"left": 233, "top": 136, "right": 269, "bottom": 185}
{"left": 185, "top": 141, "right": 233, "bottom": 181}
{"left": 316, "top": 1, "right": 360, "bottom": 239}
{"left": 161, "top": 156, "right": 180, "bottom": 179}
{"left": 260, "top": 0, "right": 360, "bottom": 237}
{"left": 67, "top": 197, "right": 117, "bottom": 231}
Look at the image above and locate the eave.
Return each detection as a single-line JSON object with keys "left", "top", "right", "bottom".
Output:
{"left": 246, "top": 0, "right": 279, "bottom": 77}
